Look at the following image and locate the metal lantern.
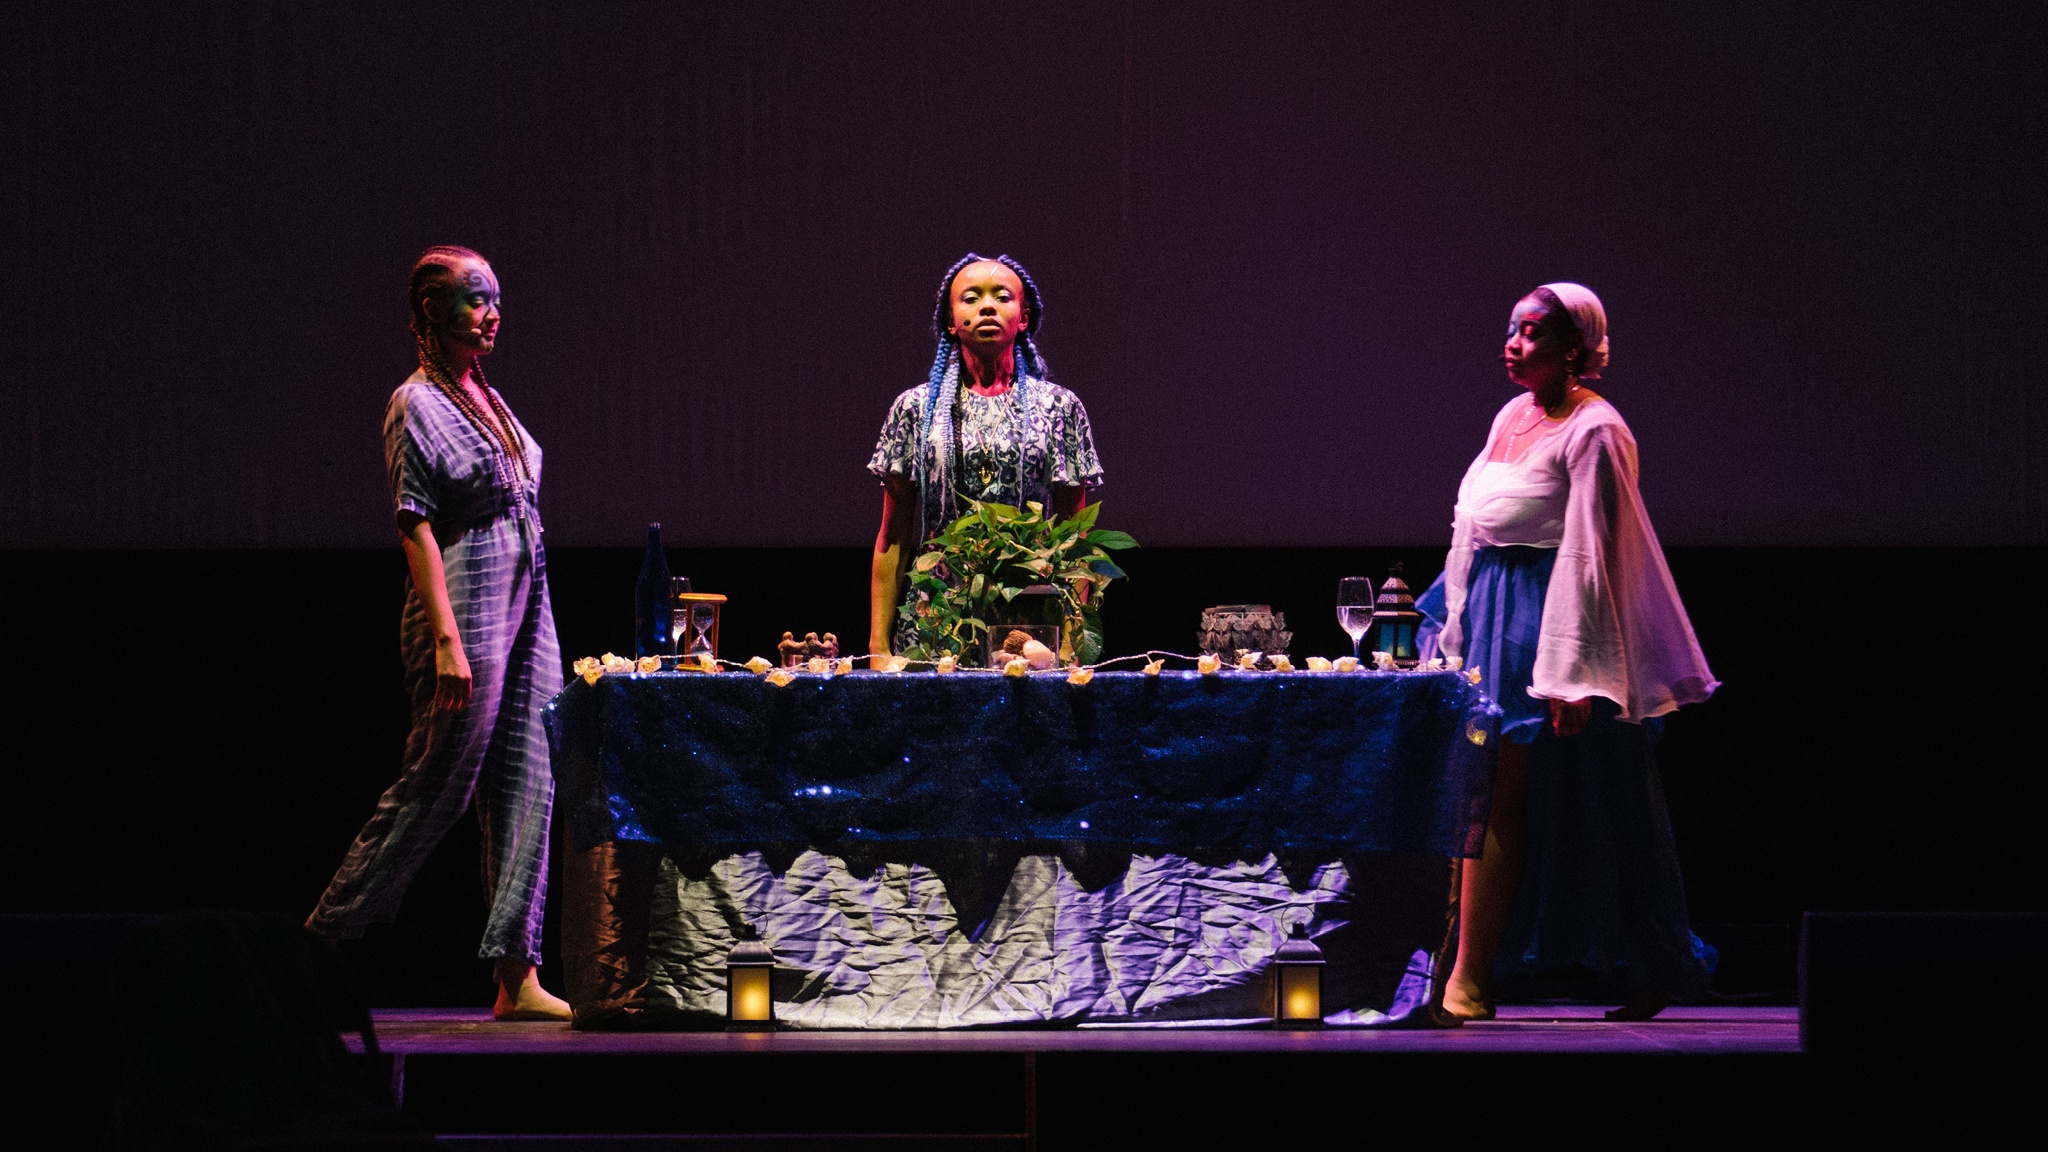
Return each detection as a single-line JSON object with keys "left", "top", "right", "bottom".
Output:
{"left": 1370, "top": 564, "right": 1424, "bottom": 669}
{"left": 725, "top": 923, "right": 776, "bottom": 1031}
{"left": 1271, "top": 923, "right": 1326, "bottom": 1027}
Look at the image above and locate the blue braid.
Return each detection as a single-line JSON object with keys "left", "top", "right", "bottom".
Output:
{"left": 915, "top": 338, "right": 954, "bottom": 484}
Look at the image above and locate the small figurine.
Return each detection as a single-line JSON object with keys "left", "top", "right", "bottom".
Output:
{"left": 779, "top": 630, "right": 842, "bottom": 667}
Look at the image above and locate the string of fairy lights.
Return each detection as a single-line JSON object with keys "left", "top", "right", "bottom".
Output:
{"left": 573, "top": 649, "right": 1482, "bottom": 688}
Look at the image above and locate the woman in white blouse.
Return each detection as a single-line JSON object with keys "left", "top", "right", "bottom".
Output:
{"left": 1437, "top": 283, "right": 1719, "bottom": 1022}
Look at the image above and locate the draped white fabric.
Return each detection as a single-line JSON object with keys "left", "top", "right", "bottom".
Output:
{"left": 1441, "top": 397, "right": 1718, "bottom": 722}
{"left": 637, "top": 849, "right": 1434, "bottom": 1028}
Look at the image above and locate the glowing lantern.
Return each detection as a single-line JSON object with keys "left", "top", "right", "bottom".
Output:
{"left": 1271, "top": 924, "right": 1326, "bottom": 1027}
{"left": 726, "top": 924, "right": 776, "bottom": 1031}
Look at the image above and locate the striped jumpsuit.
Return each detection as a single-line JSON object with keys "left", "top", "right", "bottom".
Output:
{"left": 308, "top": 380, "right": 560, "bottom": 964}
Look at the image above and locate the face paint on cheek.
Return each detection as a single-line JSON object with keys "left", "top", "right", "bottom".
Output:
{"left": 449, "top": 268, "right": 499, "bottom": 339}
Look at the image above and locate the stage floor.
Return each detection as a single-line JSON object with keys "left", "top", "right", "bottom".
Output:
{"left": 367, "top": 1004, "right": 1799, "bottom": 1056}
{"left": 358, "top": 1007, "right": 1846, "bottom": 1144}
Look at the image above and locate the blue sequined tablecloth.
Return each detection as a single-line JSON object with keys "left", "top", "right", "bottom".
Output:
{"left": 549, "top": 669, "right": 1499, "bottom": 858}
{"left": 543, "top": 670, "right": 1501, "bottom": 1030}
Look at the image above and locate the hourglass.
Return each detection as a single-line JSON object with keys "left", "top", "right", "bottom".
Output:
{"left": 673, "top": 592, "right": 727, "bottom": 663}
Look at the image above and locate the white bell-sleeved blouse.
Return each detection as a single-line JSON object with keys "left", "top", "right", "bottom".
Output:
{"left": 1440, "top": 394, "right": 1718, "bottom": 722}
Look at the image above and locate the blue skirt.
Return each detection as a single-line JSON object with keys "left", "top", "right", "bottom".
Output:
{"left": 1458, "top": 546, "right": 1559, "bottom": 745}
{"left": 1425, "top": 550, "right": 1714, "bottom": 1000}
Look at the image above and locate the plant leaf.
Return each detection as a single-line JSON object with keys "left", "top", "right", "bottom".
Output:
{"left": 1060, "top": 503, "right": 1102, "bottom": 536}
{"left": 1074, "top": 606, "right": 1105, "bottom": 665}
{"left": 1085, "top": 529, "right": 1138, "bottom": 550}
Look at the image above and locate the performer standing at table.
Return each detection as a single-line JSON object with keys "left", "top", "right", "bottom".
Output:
{"left": 307, "top": 246, "right": 569, "bottom": 1021}
{"left": 868, "top": 254, "right": 1104, "bottom": 661}
{"left": 1437, "top": 283, "right": 1718, "bottom": 1022}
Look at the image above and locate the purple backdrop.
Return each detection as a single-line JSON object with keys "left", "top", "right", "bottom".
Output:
{"left": 4, "top": 2, "right": 2042, "bottom": 548}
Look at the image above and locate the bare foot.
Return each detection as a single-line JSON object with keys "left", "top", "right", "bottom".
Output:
{"left": 1440, "top": 975, "right": 1496, "bottom": 1021}
{"left": 1603, "top": 992, "right": 1672, "bottom": 1022}
{"left": 492, "top": 958, "right": 572, "bottom": 1022}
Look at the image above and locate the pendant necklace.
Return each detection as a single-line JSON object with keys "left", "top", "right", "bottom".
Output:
{"left": 959, "top": 392, "right": 997, "bottom": 492}
{"left": 1503, "top": 382, "right": 1579, "bottom": 461}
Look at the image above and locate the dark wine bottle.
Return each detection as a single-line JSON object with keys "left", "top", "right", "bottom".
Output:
{"left": 634, "top": 523, "right": 674, "bottom": 657}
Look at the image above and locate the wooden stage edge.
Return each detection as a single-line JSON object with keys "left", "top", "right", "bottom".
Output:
{"left": 364, "top": 1004, "right": 1801, "bottom": 1057}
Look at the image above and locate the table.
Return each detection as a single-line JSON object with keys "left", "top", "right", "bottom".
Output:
{"left": 544, "top": 669, "right": 1500, "bottom": 1030}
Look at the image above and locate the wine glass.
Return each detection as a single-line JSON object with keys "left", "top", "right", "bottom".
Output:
{"left": 1337, "top": 577, "right": 1374, "bottom": 660}
{"left": 669, "top": 577, "right": 693, "bottom": 652}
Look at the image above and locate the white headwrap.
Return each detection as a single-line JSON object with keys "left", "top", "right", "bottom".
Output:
{"left": 1538, "top": 281, "right": 1610, "bottom": 378}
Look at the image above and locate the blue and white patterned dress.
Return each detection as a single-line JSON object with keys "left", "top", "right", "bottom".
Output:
{"left": 868, "top": 376, "right": 1104, "bottom": 541}
{"left": 308, "top": 379, "right": 560, "bottom": 965}
{"left": 869, "top": 376, "right": 1104, "bottom": 652}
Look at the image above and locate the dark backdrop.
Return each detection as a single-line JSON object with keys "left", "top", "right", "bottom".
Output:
{"left": 4, "top": 2, "right": 2043, "bottom": 549}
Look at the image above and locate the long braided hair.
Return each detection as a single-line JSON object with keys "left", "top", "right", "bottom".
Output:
{"left": 409, "top": 246, "right": 532, "bottom": 486}
{"left": 916, "top": 253, "right": 1049, "bottom": 534}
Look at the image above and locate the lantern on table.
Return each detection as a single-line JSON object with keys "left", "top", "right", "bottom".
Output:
{"left": 1271, "top": 923, "right": 1326, "bottom": 1027}
{"left": 725, "top": 923, "right": 776, "bottom": 1031}
{"left": 1370, "top": 564, "right": 1424, "bottom": 669}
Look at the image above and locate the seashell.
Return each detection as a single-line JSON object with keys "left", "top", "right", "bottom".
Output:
{"left": 1466, "top": 668, "right": 1484, "bottom": 685}
{"left": 1306, "top": 656, "right": 1332, "bottom": 672}
{"left": 1197, "top": 653, "right": 1222, "bottom": 675}
{"left": 1372, "top": 651, "right": 1397, "bottom": 671}
{"left": 807, "top": 656, "right": 830, "bottom": 675}
{"left": 699, "top": 652, "right": 720, "bottom": 673}
{"left": 1237, "top": 651, "right": 1262, "bottom": 670}
{"left": 1020, "top": 638, "right": 1058, "bottom": 669}
{"left": 1143, "top": 659, "right": 1165, "bottom": 676}
{"left": 1004, "top": 657, "right": 1031, "bottom": 677}
{"left": 833, "top": 657, "right": 854, "bottom": 677}
{"left": 1334, "top": 656, "right": 1361, "bottom": 673}
{"left": 601, "top": 652, "right": 633, "bottom": 674}
{"left": 574, "top": 657, "right": 602, "bottom": 685}
{"left": 744, "top": 656, "right": 773, "bottom": 675}
{"left": 1268, "top": 654, "right": 1294, "bottom": 672}
{"left": 882, "top": 655, "right": 909, "bottom": 673}
{"left": 1067, "top": 664, "right": 1094, "bottom": 685}
{"left": 935, "top": 655, "right": 958, "bottom": 674}
{"left": 637, "top": 656, "right": 662, "bottom": 673}
{"left": 765, "top": 668, "right": 796, "bottom": 687}
{"left": 1446, "top": 656, "right": 1465, "bottom": 671}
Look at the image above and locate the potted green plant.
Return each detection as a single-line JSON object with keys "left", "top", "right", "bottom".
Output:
{"left": 899, "top": 501, "right": 1138, "bottom": 665}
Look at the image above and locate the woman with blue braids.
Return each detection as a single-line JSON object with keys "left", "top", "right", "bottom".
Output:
{"left": 867, "top": 254, "right": 1104, "bottom": 663}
